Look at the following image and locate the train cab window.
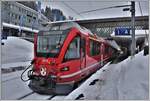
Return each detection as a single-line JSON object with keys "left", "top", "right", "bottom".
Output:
{"left": 64, "top": 36, "right": 80, "bottom": 61}
{"left": 37, "top": 32, "right": 67, "bottom": 58}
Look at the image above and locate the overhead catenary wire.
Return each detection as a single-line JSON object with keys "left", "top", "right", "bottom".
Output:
{"left": 61, "top": 1, "right": 84, "bottom": 19}
{"left": 79, "top": 4, "right": 131, "bottom": 14}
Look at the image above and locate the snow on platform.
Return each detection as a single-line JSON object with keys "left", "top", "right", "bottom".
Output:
{"left": 2, "top": 36, "right": 34, "bottom": 68}
{"left": 65, "top": 51, "right": 149, "bottom": 100}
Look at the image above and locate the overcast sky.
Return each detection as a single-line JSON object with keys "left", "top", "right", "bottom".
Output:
{"left": 41, "top": 0, "right": 149, "bottom": 20}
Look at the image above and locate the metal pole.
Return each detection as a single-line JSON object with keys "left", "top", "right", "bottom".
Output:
{"left": 38, "top": 1, "right": 41, "bottom": 30}
{"left": 0, "top": 0, "right": 2, "bottom": 99}
{"left": 131, "top": 1, "right": 136, "bottom": 57}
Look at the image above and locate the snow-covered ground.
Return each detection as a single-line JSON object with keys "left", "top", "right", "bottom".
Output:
{"left": 1, "top": 70, "right": 32, "bottom": 100}
{"left": 1, "top": 36, "right": 34, "bottom": 68}
{"left": 1, "top": 70, "right": 58, "bottom": 100}
{"left": 65, "top": 51, "right": 149, "bottom": 100}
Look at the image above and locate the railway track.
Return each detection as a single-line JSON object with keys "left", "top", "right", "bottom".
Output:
{"left": 17, "top": 92, "right": 35, "bottom": 100}
{"left": 2, "top": 68, "right": 67, "bottom": 100}
{"left": 2, "top": 62, "right": 113, "bottom": 100}
{"left": 18, "top": 92, "right": 66, "bottom": 100}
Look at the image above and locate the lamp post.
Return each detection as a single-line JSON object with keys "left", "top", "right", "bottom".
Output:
{"left": 37, "top": 0, "right": 41, "bottom": 30}
{"left": 131, "top": 1, "right": 136, "bottom": 57}
{"left": 19, "top": 15, "right": 23, "bottom": 37}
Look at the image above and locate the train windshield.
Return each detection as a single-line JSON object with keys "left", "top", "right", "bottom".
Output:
{"left": 36, "top": 22, "right": 80, "bottom": 58}
{"left": 37, "top": 31, "right": 67, "bottom": 58}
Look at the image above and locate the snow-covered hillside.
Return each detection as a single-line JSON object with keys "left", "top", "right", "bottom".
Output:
{"left": 2, "top": 37, "right": 34, "bottom": 68}
{"left": 65, "top": 51, "right": 149, "bottom": 100}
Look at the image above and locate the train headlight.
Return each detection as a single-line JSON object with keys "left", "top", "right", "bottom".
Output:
{"left": 60, "top": 66, "right": 69, "bottom": 72}
{"left": 40, "top": 67, "right": 47, "bottom": 76}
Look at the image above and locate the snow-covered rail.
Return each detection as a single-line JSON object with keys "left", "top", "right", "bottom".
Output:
{"left": 1, "top": 70, "right": 67, "bottom": 100}
{"left": 17, "top": 92, "right": 52, "bottom": 100}
{"left": 18, "top": 92, "right": 66, "bottom": 100}
{"left": 2, "top": 70, "right": 31, "bottom": 100}
{"left": 17, "top": 92, "right": 35, "bottom": 100}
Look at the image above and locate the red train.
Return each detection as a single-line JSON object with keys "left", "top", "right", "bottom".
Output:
{"left": 27, "top": 22, "right": 119, "bottom": 94}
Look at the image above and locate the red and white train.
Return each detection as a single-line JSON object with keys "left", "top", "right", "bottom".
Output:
{"left": 26, "top": 22, "right": 119, "bottom": 94}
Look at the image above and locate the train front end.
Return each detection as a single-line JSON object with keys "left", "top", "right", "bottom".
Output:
{"left": 28, "top": 29, "right": 69, "bottom": 94}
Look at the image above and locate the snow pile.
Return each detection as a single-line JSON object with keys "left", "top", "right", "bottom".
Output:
{"left": 2, "top": 36, "right": 34, "bottom": 68}
{"left": 65, "top": 51, "right": 149, "bottom": 100}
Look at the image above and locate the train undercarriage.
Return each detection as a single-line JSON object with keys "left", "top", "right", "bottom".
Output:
{"left": 28, "top": 75, "right": 74, "bottom": 95}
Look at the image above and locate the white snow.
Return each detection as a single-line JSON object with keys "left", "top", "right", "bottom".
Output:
{"left": 1, "top": 61, "right": 31, "bottom": 69}
{"left": 1, "top": 69, "right": 54, "bottom": 100}
{"left": 22, "top": 93, "right": 51, "bottom": 100}
{"left": 65, "top": 50, "right": 149, "bottom": 100}
{"left": 1, "top": 70, "right": 32, "bottom": 100}
{"left": 1, "top": 36, "right": 34, "bottom": 68}
{"left": 51, "top": 96, "right": 66, "bottom": 100}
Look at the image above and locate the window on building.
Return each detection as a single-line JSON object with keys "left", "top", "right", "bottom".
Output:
{"left": 64, "top": 36, "right": 80, "bottom": 61}
{"left": 14, "top": 6, "right": 17, "bottom": 10}
{"left": 19, "top": 7, "right": 21, "bottom": 12}
{"left": 15, "top": 14, "right": 18, "bottom": 19}
{"left": 11, "top": 13, "right": 14, "bottom": 18}
{"left": 90, "top": 40, "right": 101, "bottom": 56}
{"left": 22, "top": 8, "right": 24, "bottom": 13}
{"left": 8, "top": 12, "right": 10, "bottom": 17}
{"left": 18, "top": 15, "right": 21, "bottom": 20}
{"left": 10, "top": 5, "right": 13, "bottom": 9}
{"left": 33, "top": 16, "right": 36, "bottom": 20}
{"left": 29, "top": 19, "right": 31, "bottom": 23}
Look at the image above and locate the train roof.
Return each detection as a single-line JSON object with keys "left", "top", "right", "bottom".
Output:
{"left": 40, "top": 21, "right": 95, "bottom": 36}
{"left": 40, "top": 21, "right": 108, "bottom": 43}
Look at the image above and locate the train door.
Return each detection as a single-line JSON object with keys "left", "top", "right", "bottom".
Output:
{"left": 80, "top": 37, "right": 86, "bottom": 77}
{"left": 60, "top": 35, "right": 82, "bottom": 82}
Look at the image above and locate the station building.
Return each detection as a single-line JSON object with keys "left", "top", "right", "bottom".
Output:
{"left": 1, "top": 1, "right": 49, "bottom": 37}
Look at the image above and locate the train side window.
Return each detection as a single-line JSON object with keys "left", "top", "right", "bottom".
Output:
{"left": 105, "top": 45, "right": 109, "bottom": 54}
{"left": 64, "top": 36, "right": 80, "bottom": 61}
{"left": 81, "top": 38, "right": 86, "bottom": 57}
{"left": 108, "top": 47, "right": 112, "bottom": 53}
{"left": 90, "top": 40, "right": 100, "bottom": 56}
